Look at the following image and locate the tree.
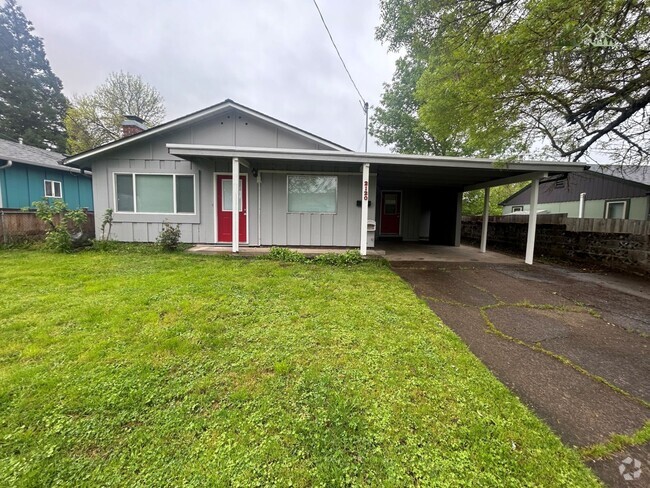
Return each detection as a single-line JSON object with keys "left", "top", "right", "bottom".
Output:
{"left": 376, "top": 0, "right": 650, "bottom": 166}
{"left": 462, "top": 184, "right": 527, "bottom": 216}
{"left": 0, "top": 0, "right": 67, "bottom": 150}
{"left": 65, "top": 71, "right": 165, "bottom": 154}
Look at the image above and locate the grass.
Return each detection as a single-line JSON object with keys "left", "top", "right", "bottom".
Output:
{"left": 0, "top": 249, "right": 599, "bottom": 487}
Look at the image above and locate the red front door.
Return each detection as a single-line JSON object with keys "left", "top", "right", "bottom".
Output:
{"left": 217, "top": 175, "right": 247, "bottom": 243}
{"left": 380, "top": 191, "right": 401, "bottom": 235}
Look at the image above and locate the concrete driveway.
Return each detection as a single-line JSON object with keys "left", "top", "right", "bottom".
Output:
{"left": 386, "top": 245, "right": 650, "bottom": 487}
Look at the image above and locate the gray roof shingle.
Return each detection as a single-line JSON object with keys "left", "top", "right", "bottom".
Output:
{"left": 589, "top": 164, "right": 650, "bottom": 186}
{"left": 0, "top": 138, "right": 80, "bottom": 172}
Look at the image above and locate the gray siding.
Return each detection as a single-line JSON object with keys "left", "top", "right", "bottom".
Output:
{"left": 90, "top": 107, "right": 373, "bottom": 246}
{"left": 506, "top": 171, "right": 649, "bottom": 205}
{"left": 259, "top": 172, "right": 376, "bottom": 247}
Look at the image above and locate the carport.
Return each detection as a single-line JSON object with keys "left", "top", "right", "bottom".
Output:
{"left": 167, "top": 144, "right": 586, "bottom": 264}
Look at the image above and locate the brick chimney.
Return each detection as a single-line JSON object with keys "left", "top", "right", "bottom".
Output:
{"left": 121, "top": 115, "right": 147, "bottom": 138}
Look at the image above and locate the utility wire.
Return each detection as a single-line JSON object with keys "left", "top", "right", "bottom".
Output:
{"left": 311, "top": 0, "right": 366, "bottom": 106}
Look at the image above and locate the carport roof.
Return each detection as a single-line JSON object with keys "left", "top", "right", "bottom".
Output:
{"left": 166, "top": 144, "right": 588, "bottom": 190}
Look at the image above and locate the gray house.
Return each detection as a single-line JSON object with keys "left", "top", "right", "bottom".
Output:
{"left": 501, "top": 165, "right": 650, "bottom": 220}
{"left": 64, "top": 100, "right": 585, "bottom": 261}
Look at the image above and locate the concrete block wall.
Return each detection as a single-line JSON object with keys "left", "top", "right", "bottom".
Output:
{"left": 461, "top": 218, "right": 649, "bottom": 275}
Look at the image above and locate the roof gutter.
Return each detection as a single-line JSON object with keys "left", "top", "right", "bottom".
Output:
{"left": 0, "top": 160, "right": 12, "bottom": 170}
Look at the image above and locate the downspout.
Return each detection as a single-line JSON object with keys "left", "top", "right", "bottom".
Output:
{"left": 0, "top": 160, "right": 12, "bottom": 206}
{"left": 0, "top": 160, "right": 11, "bottom": 244}
{"left": 257, "top": 172, "right": 262, "bottom": 246}
{"left": 578, "top": 193, "right": 586, "bottom": 219}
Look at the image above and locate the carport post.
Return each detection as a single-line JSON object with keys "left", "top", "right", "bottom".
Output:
{"left": 360, "top": 163, "right": 370, "bottom": 256}
{"left": 480, "top": 187, "right": 490, "bottom": 253}
{"left": 524, "top": 178, "right": 540, "bottom": 265}
{"left": 232, "top": 157, "right": 239, "bottom": 253}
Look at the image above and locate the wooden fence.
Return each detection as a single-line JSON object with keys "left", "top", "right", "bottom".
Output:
{"left": 0, "top": 209, "right": 95, "bottom": 244}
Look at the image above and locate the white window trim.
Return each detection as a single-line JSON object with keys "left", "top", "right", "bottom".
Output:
{"left": 286, "top": 174, "right": 338, "bottom": 215}
{"left": 512, "top": 205, "right": 524, "bottom": 212}
{"left": 604, "top": 200, "right": 627, "bottom": 219}
{"left": 113, "top": 172, "right": 197, "bottom": 215}
{"left": 44, "top": 179, "right": 62, "bottom": 199}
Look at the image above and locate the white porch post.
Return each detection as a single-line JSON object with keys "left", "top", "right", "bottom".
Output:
{"left": 525, "top": 178, "right": 540, "bottom": 265}
{"left": 232, "top": 157, "right": 239, "bottom": 253}
{"left": 360, "top": 163, "right": 370, "bottom": 256}
{"left": 480, "top": 187, "right": 490, "bottom": 253}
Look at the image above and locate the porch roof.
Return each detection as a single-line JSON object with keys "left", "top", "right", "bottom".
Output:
{"left": 166, "top": 144, "right": 588, "bottom": 190}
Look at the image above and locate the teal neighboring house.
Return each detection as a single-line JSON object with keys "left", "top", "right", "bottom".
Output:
{"left": 0, "top": 138, "right": 93, "bottom": 210}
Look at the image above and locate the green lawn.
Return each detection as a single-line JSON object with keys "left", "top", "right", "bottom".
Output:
{"left": 0, "top": 249, "right": 599, "bottom": 487}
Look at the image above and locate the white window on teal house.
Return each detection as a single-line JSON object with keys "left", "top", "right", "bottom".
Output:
{"left": 605, "top": 200, "right": 627, "bottom": 219}
{"left": 44, "top": 180, "right": 62, "bottom": 198}
{"left": 287, "top": 175, "right": 337, "bottom": 213}
{"left": 114, "top": 173, "right": 195, "bottom": 214}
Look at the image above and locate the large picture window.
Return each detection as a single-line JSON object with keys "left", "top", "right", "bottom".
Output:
{"left": 115, "top": 173, "right": 195, "bottom": 214}
{"left": 287, "top": 175, "right": 337, "bottom": 213}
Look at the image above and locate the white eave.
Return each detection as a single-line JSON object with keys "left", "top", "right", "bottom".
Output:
{"left": 166, "top": 143, "right": 588, "bottom": 173}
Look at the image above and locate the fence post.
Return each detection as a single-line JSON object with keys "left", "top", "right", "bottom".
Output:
{"left": 0, "top": 210, "right": 6, "bottom": 245}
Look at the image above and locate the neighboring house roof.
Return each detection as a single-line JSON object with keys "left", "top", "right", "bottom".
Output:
{"left": 0, "top": 138, "right": 87, "bottom": 175}
{"left": 500, "top": 164, "right": 650, "bottom": 206}
{"left": 0, "top": 138, "right": 75, "bottom": 171}
{"left": 64, "top": 99, "right": 350, "bottom": 167}
{"left": 590, "top": 164, "right": 650, "bottom": 186}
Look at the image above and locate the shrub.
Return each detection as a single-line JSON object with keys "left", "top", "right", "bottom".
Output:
{"left": 156, "top": 221, "right": 182, "bottom": 251}
{"left": 268, "top": 247, "right": 364, "bottom": 266}
{"left": 29, "top": 199, "right": 88, "bottom": 252}
{"left": 312, "top": 249, "right": 363, "bottom": 266}
{"left": 99, "top": 208, "right": 114, "bottom": 240}
{"left": 268, "top": 247, "right": 309, "bottom": 263}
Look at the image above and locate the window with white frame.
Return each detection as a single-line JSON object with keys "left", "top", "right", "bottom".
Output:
{"left": 287, "top": 175, "right": 337, "bottom": 213}
{"left": 512, "top": 205, "right": 524, "bottom": 212}
{"left": 115, "top": 173, "right": 195, "bottom": 214}
{"left": 44, "top": 180, "right": 62, "bottom": 198}
{"left": 604, "top": 200, "right": 627, "bottom": 219}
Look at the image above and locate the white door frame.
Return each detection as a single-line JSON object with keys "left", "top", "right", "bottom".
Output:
{"left": 213, "top": 172, "right": 249, "bottom": 244}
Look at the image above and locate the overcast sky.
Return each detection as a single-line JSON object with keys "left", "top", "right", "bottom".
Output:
{"left": 20, "top": 0, "right": 399, "bottom": 152}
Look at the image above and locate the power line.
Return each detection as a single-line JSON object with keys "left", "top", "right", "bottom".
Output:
{"left": 311, "top": 0, "right": 366, "bottom": 106}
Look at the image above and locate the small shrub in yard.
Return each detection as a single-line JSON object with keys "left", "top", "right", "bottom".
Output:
{"left": 29, "top": 199, "right": 88, "bottom": 252}
{"left": 156, "top": 221, "right": 182, "bottom": 251}
{"left": 99, "top": 208, "right": 114, "bottom": 240}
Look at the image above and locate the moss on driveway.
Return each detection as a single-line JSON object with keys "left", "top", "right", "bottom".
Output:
{"left": 0, "top": 250, "right": 599, "bottom": 486}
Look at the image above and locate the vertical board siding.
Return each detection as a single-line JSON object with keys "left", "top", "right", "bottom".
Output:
{"left": 260, "top": 173, "right": 376, "bottom": 247}
{"left": 89, "top": 107, "right": 369, "bottom": 245}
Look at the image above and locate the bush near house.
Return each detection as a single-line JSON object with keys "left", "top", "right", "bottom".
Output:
{"left": 0, "top": 250, "right": 599, "bottom": 486}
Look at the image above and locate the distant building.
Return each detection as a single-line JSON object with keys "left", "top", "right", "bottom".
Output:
{"left": 0, "top": 138, "right": 93, "bottom": 210}
{"left": 501, "top": 165, "right": 649, "bottom": 220}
